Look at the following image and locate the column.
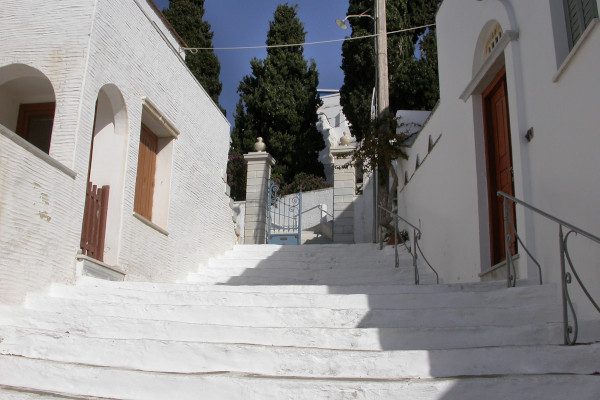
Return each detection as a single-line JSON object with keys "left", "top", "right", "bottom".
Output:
{"left": 243, "top": 141, "right": 275, "bottom": 244}
{"left": 331, "top": 142, "right": 356, "bottom": 243}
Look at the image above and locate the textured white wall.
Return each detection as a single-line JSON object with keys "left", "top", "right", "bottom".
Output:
{"left": 0, "top": 0, "right": 96, "bottom": 304}
{"left": 397, "top": 0, "right": 600, "bottom": 316}
{"left": 353, "top": 173, "right": 375, "bottom": 244}
{"left": 0, "top": 0, "right": 236, "bottom": 303}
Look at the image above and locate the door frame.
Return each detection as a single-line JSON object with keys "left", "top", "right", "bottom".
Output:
{"left": 482, "top": 67, "right": 516, "bottom": 266}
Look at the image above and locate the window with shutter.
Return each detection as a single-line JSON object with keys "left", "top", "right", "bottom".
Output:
{"left": 134, "top": 124, "right": 158, "bottom": 220}
{"left": 564, "top": 0, "right": 599, "bottom": 48}
{"left": 133, "top": 100, "right": 177, "bottom": 231}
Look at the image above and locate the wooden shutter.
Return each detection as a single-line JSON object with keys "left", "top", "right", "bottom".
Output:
{"left": 565, "top": 0, "right": 599, "bottom": 48}
{"left": 134, "top": 124, "right": 158, "bottom": 220}
{"left": 583, "top": 0, "right": 599, "bottom": 26}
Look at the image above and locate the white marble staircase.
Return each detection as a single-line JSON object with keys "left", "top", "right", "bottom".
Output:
{"left": 0, "top": 243, "right": 599, "bottom": 399}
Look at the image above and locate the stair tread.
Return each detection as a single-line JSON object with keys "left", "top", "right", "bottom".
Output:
{"left": 3, "top": 243, "right": 596, "bottom": 399}
{"left": 1, "top": 355, "right": 600, "bottom": 400}
{"left": 1, "top": 326, "right": 598, "bottom": 378}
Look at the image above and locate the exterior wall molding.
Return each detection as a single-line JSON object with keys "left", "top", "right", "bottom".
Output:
{"left": 75, "top": 254, "right": 126, "bottom": 281}
{"left": 460, "top": 30, "right": 519, "bottom": 101}
{"left": 133, "top": 212, "right": 170, "bottom": 236}
{"left": 142, "top": 97, "right": 180, "bottom": 138}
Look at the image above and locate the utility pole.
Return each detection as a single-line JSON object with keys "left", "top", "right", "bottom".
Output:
{"left": 375, "top": 0, "right": 389, "bottom": 118}
{"left": 373, "top": 0, "right": 389, "bottom": 243}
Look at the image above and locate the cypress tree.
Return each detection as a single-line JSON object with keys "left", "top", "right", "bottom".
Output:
{"left": 229, "top": 4, "right": 325, "bottom": 186}
{"left": 163, "top": 0, "right": 223, "bottom": 109}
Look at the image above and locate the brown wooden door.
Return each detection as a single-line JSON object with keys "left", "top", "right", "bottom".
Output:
{"left": 483, "top": 68, "right": 516, "bottom": 265}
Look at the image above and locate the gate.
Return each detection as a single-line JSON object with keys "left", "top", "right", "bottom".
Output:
{"left": 80, "top": 182, "right": 110, "bottom": 261}
{"left": 267, "top": 180, "right": 302, "bottom": 245}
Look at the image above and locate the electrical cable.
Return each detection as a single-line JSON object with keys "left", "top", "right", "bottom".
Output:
{"left": 182, "top": 23, "right": 435, "bottom": 53}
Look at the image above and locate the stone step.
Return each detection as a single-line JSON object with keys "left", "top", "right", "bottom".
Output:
{"left": 213, "top": 245, "right": 407, "bottom": 262}
{"left": 23, "top": 294, "right": 560, "bottom": 329}
{"left": 49, "top": 282, "right": 558, "bottom": 310}
{"left": 187, "top": 271, "right": 438, "bottom": 285}
{"left": 1, "top": 326, "right": 597, "bottom": 379}
{"left": 230, "top": 243, "right": 382, "bottom": 253}
{"left": 0, "top": 387, "right": 103, "bottom": 400}
{"left": 1, "top": 355, "right": 599, "bottom": 400}
{"left": 194, "top": 263, "right": 436, "bottom": 283}
{"left": 0, "top": 307, "right": 563, "bottom": 350}
{"left": 221, "top": 244, "right": 406, "bottom": 261}
{"left": 205, "top": 256, "right": 406, "bottom": 270}
{"left": 78, "top": 275, "right": 512, "bottom": 294}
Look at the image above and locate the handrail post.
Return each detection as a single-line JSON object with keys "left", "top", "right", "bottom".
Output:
{"left": 559, "top": 225, "right": 569, "bottom": 345}
{"left": 394, "top": 214, "right": 399, "bottom": 268}
{"left": 413, "top": 228, "right": 419, "bottom": 285}
{"left": 298, "top": 191, "right": 302, "bottom": 245}
{"left": 503, "top": 196, "right": 513, "bottom": 287}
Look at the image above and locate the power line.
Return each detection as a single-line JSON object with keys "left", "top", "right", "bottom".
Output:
{"left": 182, "top": 23, "right": 435, "bottom": 53}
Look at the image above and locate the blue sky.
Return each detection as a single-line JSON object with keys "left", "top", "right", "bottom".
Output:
{"left": 153, "top": 1, "right": 350, "bottom": 128}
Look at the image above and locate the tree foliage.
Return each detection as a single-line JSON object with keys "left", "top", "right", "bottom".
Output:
{"left": 338, "top": 0, "right": 439, "bottom": 234}
{"left": 163, "top": 0, "right": 223, "bottom": 110}
{"left": 229, "top": 4, "right": 325, "bottom": 186}
{"left": 339, "top": 0, "right": 439, "bottom": 142}
{"left": 227, "top": 153, "right": 247, "bottom": 201}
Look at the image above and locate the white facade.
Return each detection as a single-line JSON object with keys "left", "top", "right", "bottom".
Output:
{"left": 0, "top": 0, "right": 236, "bottom": 304}
{"left": 316, "top": 93, "right": 354, "bottom": 183}
{"left": 397, "top": 0, "right": 600, "bottom": 319}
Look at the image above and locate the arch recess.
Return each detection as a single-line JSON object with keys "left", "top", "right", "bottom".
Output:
{"left": 0, "top": 63, "right": 56, "bottom": 153}
{"left": 84, "top": 84, "right": 128, "bottom": 265}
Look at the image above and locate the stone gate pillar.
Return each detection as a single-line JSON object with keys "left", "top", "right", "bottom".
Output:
{"left": 244, "top": 138, "right": 275, "bottom": 244}
{"left": 331, "top": 140, "right": 356, "bottom": 243}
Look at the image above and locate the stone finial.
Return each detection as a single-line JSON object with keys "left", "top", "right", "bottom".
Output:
{"left": 254, "top": 137, "right": 266, "bottom": 152}
{"left": 340, "top": 131, "right": 352, "bottom": 146}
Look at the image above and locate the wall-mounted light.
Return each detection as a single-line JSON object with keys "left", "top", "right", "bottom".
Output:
{"left": 525, "top": 127, "right": 534, "bottom": 142}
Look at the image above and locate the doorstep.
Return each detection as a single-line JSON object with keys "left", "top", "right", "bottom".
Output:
{"left": 75, "top": 254, "right": 125, "bottom": 281}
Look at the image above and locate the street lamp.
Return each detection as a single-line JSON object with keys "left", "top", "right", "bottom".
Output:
{"left": 335, "top": 10, "right": 374, "bottom": 30}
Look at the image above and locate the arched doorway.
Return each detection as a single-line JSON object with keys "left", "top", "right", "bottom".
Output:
{"left": 80, "top": 85, "right": 128, "bottom": 265}
{"left": 470, "top": 21, "right": 517, "bottom": 268}
{"left": 0, "top": 63, "right": 56, "bottom": 153}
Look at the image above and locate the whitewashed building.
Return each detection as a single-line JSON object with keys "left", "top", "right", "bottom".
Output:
{"left": 397, "top": 0, "right": 600, "bottom": 322}
{"left": 0, "top": 0, "right": 236, "bottom": 304}
{"left": 316, "top": 92, "right": 354, "bottom": 184}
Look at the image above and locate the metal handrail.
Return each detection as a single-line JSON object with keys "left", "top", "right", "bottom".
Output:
{"left": 378, "top": 205, "right": 439, "bottom": 284}
{"left": 497, "top": 191, "right": 600, "bottom": 345}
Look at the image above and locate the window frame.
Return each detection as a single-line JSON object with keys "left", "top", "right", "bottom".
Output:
{"left": 16, "top": 102, "right": 55, "bottom": 154}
